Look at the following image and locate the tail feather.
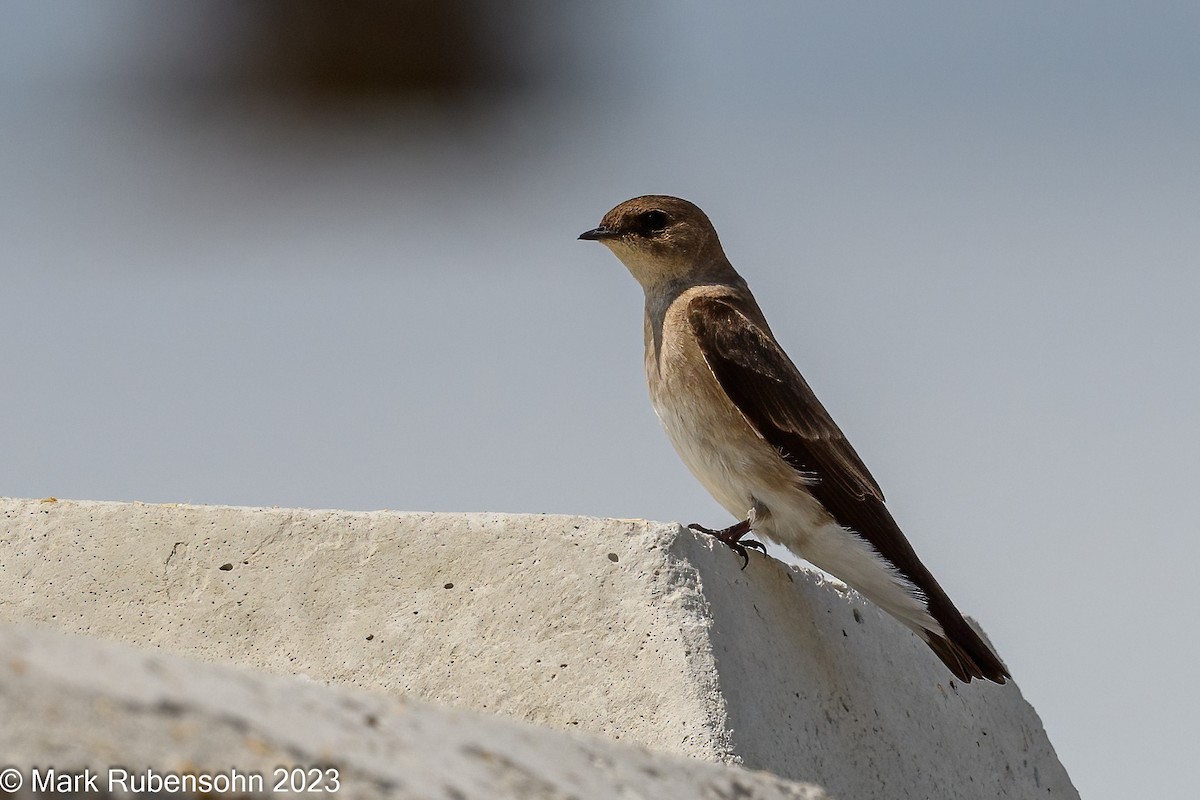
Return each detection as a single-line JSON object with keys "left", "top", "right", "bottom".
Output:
{"left": 792, "top": 520, "right": 1010, "bottom": 683}
{"left": 921, "top": 607, "right": 1010, "bottom": 684}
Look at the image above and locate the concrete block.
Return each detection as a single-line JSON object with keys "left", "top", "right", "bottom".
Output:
{"left": 0, "top": 623, "right": 829, "bottom": 800}
{"left": 0, "top": 498, "right": 1078, "bottom": 798}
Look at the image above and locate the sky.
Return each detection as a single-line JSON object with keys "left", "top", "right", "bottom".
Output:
{"left": 3, "top": 3, "right": 1198, "bottom": 798}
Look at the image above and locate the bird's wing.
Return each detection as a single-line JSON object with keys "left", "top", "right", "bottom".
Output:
{"left": 685, "top": 294, "right": 937, "bottom": 581}
{"left": 686, "top": 293, "right": 1009, "bottom": 684}
{"left": 686, "top": 294, "right": 884, "bottom": 501}
{"left": 686, "top": 293, "right": 1012, "bottom": 681}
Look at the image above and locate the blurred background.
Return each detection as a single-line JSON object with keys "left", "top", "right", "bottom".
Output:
{"left": 3, "top": 2, "right": 1197, "bottom": 796}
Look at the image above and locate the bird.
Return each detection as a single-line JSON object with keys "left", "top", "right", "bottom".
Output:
{"left": 579, "top": 195, "right": 1009, "bottom": 684}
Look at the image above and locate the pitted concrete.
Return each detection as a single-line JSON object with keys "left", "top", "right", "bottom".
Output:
{"left": 0, "top": 497, "right": 1078, "bottom": 799}
{"left": 0, "top": 623, "right": 829, "bottom": 800}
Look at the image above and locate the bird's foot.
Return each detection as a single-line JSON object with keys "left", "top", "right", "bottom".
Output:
{"left": 687, "top": 519, "right": 765, "bottom": 570}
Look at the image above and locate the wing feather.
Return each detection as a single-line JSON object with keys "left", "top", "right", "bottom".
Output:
{"left": 686, "top": 294, "right": 1009, "bottom": 683}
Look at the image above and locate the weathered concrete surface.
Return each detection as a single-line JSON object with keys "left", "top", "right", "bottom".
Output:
{"left": 0, "top": 498, "right": 1078, "bottom": 799}
{"left": 0, "top": 623, "right": 828, "bottom": 800}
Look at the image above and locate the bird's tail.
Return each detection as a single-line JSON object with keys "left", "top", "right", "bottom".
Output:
{"left": 812, "top": 529, "right": 1010, "bottom": 684}
{"left": 921, "top": 623, "right": 1008, "bottom": 686}
{"left": 786, "top": 519, "right": 1010, "bottom": 683}
{"left": 919, "top": 602, "right": 1010, "bottom": 684}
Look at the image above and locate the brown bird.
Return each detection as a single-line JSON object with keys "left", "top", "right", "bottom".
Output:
{"left": 580, "top": 195, "right": 1009, "bottom": 683}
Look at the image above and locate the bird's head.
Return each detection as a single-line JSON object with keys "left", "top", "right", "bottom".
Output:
{"left": 579, "top": 195, "right": 731, "bottom": 292}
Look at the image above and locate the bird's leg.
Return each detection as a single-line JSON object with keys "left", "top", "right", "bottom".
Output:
{"left": 687, "top": 518, "right": 766, "bottom": 570}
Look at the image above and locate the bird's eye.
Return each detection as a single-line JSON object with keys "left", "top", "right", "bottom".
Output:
{"left": 637, "top": 210, "right": 670, "bottom": 234}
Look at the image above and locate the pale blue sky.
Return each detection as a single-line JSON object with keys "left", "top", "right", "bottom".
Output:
{"left": 3, "top": 4, "right": 1198, "bottom": 798}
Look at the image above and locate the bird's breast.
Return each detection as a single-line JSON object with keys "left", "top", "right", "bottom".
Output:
{"left": 644, "top": 295, "right": 791, "bottom": 519}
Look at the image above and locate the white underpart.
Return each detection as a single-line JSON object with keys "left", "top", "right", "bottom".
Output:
{"left": 650, "top": 365, "right": 943, "bottom": 640}
{"left": 761, "top": 499, "right": 944, "bottom": 640}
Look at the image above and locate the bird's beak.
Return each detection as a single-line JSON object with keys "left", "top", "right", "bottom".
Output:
{"left": 578, "top": 226, "right": 620, "bottom": 241}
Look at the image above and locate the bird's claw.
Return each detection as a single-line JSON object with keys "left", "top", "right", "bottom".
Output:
{"left": 687, "top": 521, "right": 765, "bottom": 570}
